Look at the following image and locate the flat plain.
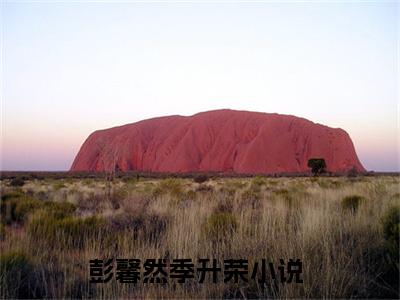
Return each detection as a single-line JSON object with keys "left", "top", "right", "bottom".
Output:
{"left": 0, "top": 174, "right": 399, "bottom": 298}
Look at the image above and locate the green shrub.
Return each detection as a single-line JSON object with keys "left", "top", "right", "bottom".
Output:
{"left": 342, "top": 195, "right": 364, "bottom": 213}
{"left": 381, "top": 206, "right": 400, "bottom": 264}
{"left": 202, "top": 212, "right": 238, "bottom": 240}
{"left": 241, "top": 186, "right": 261, "bottom": 209}
{"left": 225, "top": 179, "right": 246, "bottom": 190}
{"left": 13, "top": 197, "right": 44, "bottom": 222}
{"left": 251, "top": 176, "right": 266, "bottom": 187}
{"left": 273, "top": 188, "right": 296, "bottom": 208}
{"left": 44, "top": 201, "right": 77, "bottom": 219}
{"left": 273, "top": 188, "right": 291, "bottom": 200}
{"left": 108, "top": 187, "right": 128, "bottom": 209}
{"left": 266, "top": 179, "right": 278, "bottom": 186}
{"left": 28, "top": 212, "right": 104, "bottom": 248}
{"left": 9, "top": 178, "right": 25, "bottom": 187}
{"left": 218, "top": 186, "right": 236, "bottom": 198}
{"left": 0, "top": 190, "right": 75, "bottom": 224}
{"left": 1, "top": 194, "right": 43, "bottom": 224}
{"left": 154, "top": 178, "right": 185, "bottom": 204}
{"left": 82, "top": 178, "right": 95, "bottom": 186}
{"left": 316, "top": 179, "right": 330, "bottom": 189}
{"left": 158, "top": 178, "right": 183, "bottom": 195}
{"left": 52, "top": 181, "right": 66, "bottom": 190}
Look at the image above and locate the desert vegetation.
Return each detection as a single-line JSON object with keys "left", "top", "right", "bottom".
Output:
{"left": 0, "top": 174, "right": 399, "bottom": 298}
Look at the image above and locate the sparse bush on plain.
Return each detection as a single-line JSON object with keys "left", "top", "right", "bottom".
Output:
{"left": 28, "top": 212, "right": 104, "bottom": 248}
{"left": 13, "top": 197, "right": 44, "bottom": 222}
{"left": 202, "top": 212, "right": 238, "bottom": 241}
{"left": 0, "top": 190, "right": 77, "bottom": 224}
{"left": 316, "top": 178, "right": 330, "bottom": 189}
{"left": 196, "top": 184, "right": 213, "bottom": 193}
{"left": 154, "top": 178, "right": 185, "bottom": 205}
{"left": 226, "top": 179, "right": 247, "bottom": 190}
{"left": 108, "top": 187, "right": 128, "bottom": 209}
{"left": 342, "top": 195, "right": 364, "bottom": 213}
{"left": 44, "top": 201, "right": 77, "bottom": 219}
{"left": 158, "top": 178, "right": 184, "bottom": 195}
{"left": 251, "top": 176, "right": 266, "bottom": 187}
{"left": 9, "top": 177, "right": 25, "bottom": 187}
{"left": 193, "top": 174, "right": 209, "bottom": 184}
{"left": 273, "top": 188, "right": 290, "bottom": 197}
{"left": 52, "top": 181, "right": 66, "bottom": 190}
{"left": 1, "top": 194, "right": 43, "bottom": 224}
{"left": 109, "top": 212, "right": 169, "bottom": 244}
{"left": 241, "top": 185, "right": 261, "bottom": 209}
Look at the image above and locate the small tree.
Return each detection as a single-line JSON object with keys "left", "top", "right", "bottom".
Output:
{"left": 307, "top": 158, "right": 326, "bottom": 176}
{"left": 93, "top": 139, "right": 121, "bottom": 208}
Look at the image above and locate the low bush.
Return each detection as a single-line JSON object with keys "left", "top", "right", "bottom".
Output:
{"left": 154, "top": 178, "right": 185, "bottom": 205}
{"left": 273, "top": 188, "right": 290, "bottom": 198}
{"left": 158, "top": 178, "right": 184, "bottom": 196}
{"left": 52, "top": 181, "right": 66, "bottom": 190}
{"left": 44, "top": 201, "right": 77, "bottom": 219}
{"left": 196, "top": 184, "right": 214, "bottom": 193}
{"left": 241, "top": 187, "right": 261, "bottom": 209}
{"left": 202, "top": 212, "right": 238, "bottom": 241}
{"left": 316, "top": 179, "right": 330, "bottom": 189}
{"left": 251, "top": 176, "right": 266, "bottom": 187}
{"left": 193, "top": 175, "right": 209, "bottom": 184}
{"left": 342, "top": 195, "right": 364, "bottom": 214}
{"left": 1, "top": 194, "right": 43, "bottom": 224}
{"left": 104, "top": 186, "right": 128, "bottom": 209}
{"left": 109, "top": 212, "right": 169, "bottom": 244}
{"left": 9, "top": 178, "right": 25, "bottom": 187}
{"left": 28, "top": 212, "right": 104, "bottom": 248}
{"left": 77, "top": 192, "right": 104, "bottom": 212}
{"left": 1, "top": 191, "right": 76, "bottom": 224}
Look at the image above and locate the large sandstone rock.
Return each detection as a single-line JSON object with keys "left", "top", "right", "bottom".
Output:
{"left": 70, "top": 109, "right": 365, "bottom": 174}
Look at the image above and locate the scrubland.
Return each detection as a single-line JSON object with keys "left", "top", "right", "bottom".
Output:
{"left": 0, "top": 174, "right": 399, "bottom": 298}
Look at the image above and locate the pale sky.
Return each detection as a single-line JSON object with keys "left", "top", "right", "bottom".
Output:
{"left": 1, "top": 1, "right": 399, "bottom": 171}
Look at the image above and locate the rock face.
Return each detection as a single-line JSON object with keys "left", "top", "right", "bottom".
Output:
{"left": 70, "top": 109, "right": 365, "bottom": 174}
